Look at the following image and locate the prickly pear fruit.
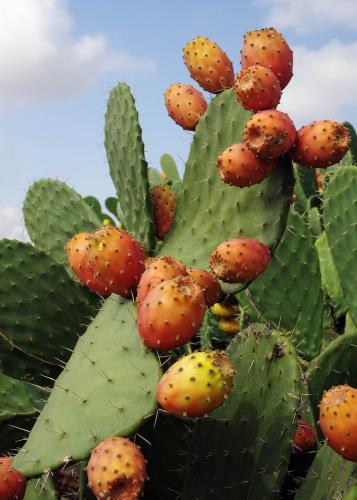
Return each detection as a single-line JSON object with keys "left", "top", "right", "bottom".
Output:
{"left": 235, "top": 65, "right": 281, "bottom": 112}
{"left": 183, "top": 36, "right": 234, "bottom": 93}
{"left": 187, "top": 267, "right": 222, "bottom": 307}
{"left": 217, "top": 142, "right": 277, "bottom": 187}
{"left": 319, "top": 385, "right": 357, "bottom": 462}
{"left": 0, "top": 457, "right": 26, "bottom": 500}
{"left": 209, "top": 238, "right": 271, "bottom": 283}
{"left": 66, "top": 226, "right": 146, "bottom": 298}
{"left": 241, "top": 28, "right": 293, "bottom": 89}
{"left": 157, "top": 350, "right": 235, "bottom": 417}
{"left": 293, "top": 419, "right": 317, "bottom": 452}
{"left": 137, "top": 276, "right": 206, "bottom": 351}
{"left": 244, "top": 109, "right": 296, "bottom": 159}
{"left": 137, "top": 256, "right": 187, "bottom": 304}
{"left": 87, "top": 437, "right": 147, "bottom": 499}
{"left": 164, "top": 83, "right": 207, "bottom": 130}
{"left": 291, "top": 120, "right": 351, "bottom": 169}
{"left": 210, "top": 302, "right": 238, "bottom": 318}
{"left": 218, "top": 318, "right": 240, "bottom": 335}
{"left": 151, "top": 184, "right": 176, "bottom": 240}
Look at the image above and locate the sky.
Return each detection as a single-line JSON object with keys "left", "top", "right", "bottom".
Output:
{"left": 1, "top": 0, "right": 357, "bottom": 240}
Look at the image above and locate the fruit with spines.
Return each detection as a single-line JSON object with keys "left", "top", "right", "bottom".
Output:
{"left": 209, "top": 238, "right": 271, "bottom": 283}
{"left": 183, "top": 36, "right": 234, "bottom": 93}
{"left": 187, "top": 267, "right": 222, "bottom": 307}
{"left": 293, "top": 419, "right": 317, "bottom": 452}
{"left": 164, "top": 83, "right": 207, "bottom": 130}
{"left": 0, "top": 457, "right": 26, "bottom": 500}
{"left": 151, "top": 184, "right": 176, "bottom": 239}
{"left": 291, "top": 120, "right": 351, "bottom": 168}
{"left": 241, "top": 27, "right": 293, "bottom": 89}
{"left": 87, "top": 437, "right": 147, "bottom": 499}
{"left": 157, "top": 350, "right": 234, "bottom": 417}
{"left": 217, "top": 142, "right": 278, "bottom": 187}
{"left": 319, "top": 385, "right": 357, "bottom": 462}
{"left": 137, "top": 256, "right": 187, "bottom": 304}
{"left": 235, "top": 64, "right": 281, "bottom": 112}
{"left": 244, "top": 109, "right": 297, "bottom": 159}
{"left": 66, "top": 226, "right": 146, "bottom": 297}
{"left": 137, "top": 276, "right": 206, "bottom": 351}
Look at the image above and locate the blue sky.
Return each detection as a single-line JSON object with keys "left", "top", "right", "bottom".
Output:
{"left": 1, "top": 0, "right": 357, "bottom": 239}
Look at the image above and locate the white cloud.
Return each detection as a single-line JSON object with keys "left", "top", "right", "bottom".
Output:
{"left": 261, "top": 0, "right": 357, "bottom": 34}
{"left": 0, "top": 0, "right": 155, "bottom": 104}
{"left": 280, "top": 40, "right": 357, "bottom": 125}
{"left": 0, "top": 206, "right": 29, "bottom": 241}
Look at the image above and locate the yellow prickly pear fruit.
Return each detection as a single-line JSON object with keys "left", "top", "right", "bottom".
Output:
{"left": 157, "top": 351, "right": 235, "bottom": 417}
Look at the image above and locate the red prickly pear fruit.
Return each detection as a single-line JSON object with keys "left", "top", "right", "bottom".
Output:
{"left": 164, "top": 83, "right": 207, "bottom": 131}
{"left": 0, "top": 457, "right": 26, "bottom": 500}
{"left": 241, "top": 28, "right": 293, "bottom": 90}
{"left": 209, "top": 238, "right": 271, "bottom": 283}
{"left": 157, "top": 350, "right": 235, "bottom": 418}
{"left": 291, "top": 120, "right": 351, "bottom": 169}
{"left": 293, "top": 419, "right": 317, "bottom": 452}
{"left": 66, "top": 226, "right": 146, "bottom": 298}
{"left": 183, "top": 36, "right": 234, "bottom": 94}
{"left": 319, "top": 385, "right": 357, "bottom": 462}
{"left": 137, "top": 276, "right": 206, "bottom": 351}
{"left": 187, "top": 268, "right": 222, "bottom": 307}
{"left": 235, "top": 65, "right": 281, "bottom": 112}
{"left": 87, "top": 437, "right": 147, "bottom": 499}
{"left": 217, "top": 142, "right": 278, "bottom": 188}
{"left": 151, "top": 184, "right": 176, "bottom": 240}
{"left": 244, "top": 109, "right": 296, "bottom": 159}
{"left": 137, "top": 256, "right": 187, "bottom": 304}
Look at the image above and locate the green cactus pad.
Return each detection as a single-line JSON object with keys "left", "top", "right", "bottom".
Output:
{"left": 324, "top": 166, "right": 357, "bottom": 325}
{"left": 13, "top": 296, "right": 161, "bottom": 477}
{"left": 342, "top": 485, "right": 357, "bottom": 500}
{"left": 105, "top": 82, "right": 155, "bottom": 250}
{"left": 104, "top": 197, "right": 119, "bottom": 219}
{"left": 295, "top": 444, "right": 356, "bottom": 500}
{"left": 0, "top": 374, "right": 45, "bottom": 422}
{"left": 308, "top": 327, "right": 357, "bottom": 421}
{"left": 0, "top": 240, "right": 94, "bottom": 366}
{"left": 183, "top": 326, "right": 302, "bottom": 499}
{"left": 24, "top": 475, "right": 57, "bottom": 499}
{"left": 344, "top": 122, "right": 357, "bottom": 164}
{"left": 159, "top": 89, "right": 293, "bottom": 273}
{"left": 308, "top": 207, "right": 322, "bottom": 238}
{"left": 315, "top": 233, "right": 347, "bottom": 318}
{"left": 160, "top": 153, "right": 180, "bottom": 182}
{"left": 23, "top": 180, "right": 101, "bottom": 266}
{"left": 148, "top": 167, "right": 163, "bottom": 188}
{"left": 240, "top": 211, "right": 323, "bottom": 359}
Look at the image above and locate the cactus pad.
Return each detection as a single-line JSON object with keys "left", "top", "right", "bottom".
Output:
{"left": 159, "top": 89, "right": 293, "bottom": 272}
{"left": 23, "top": 180, "right": 101, "bottom": 266}
{"left": 241, "top": 211, "right": 323, "bottom": 359}
{"left": 13, "top": 296, "right": 161, "bottom": 476}
{"left": 0, "top": 374, "right": 45, "bottom": 422}
{"left": 105, "top": 82, "right": 155, "bottom": 250}
{"left": 0, "top": 240, "right": 94, "bottom": 365}
{"left": 183, "top": 326, "right": 302, "bottom": 499}
{"left": 324, "top": 166, "right": 357, "bottom": 324}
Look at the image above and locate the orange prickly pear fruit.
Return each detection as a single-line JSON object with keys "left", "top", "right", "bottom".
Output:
{"left": 165, "top": 83, "right": 207, "bottom": 130}
{"left": 209, "top": 238, "right": 271, "bottom": 283}
{"left": 137, "top": 256, "right": 187, "bottom": 304}
{"left": 241, "top": 28, "right": 293, "bottom": 89}
{"left": 293, "top": 419, "right": 317, "bottom": 452}
{"left": 151, "top": 184, "right": 176, "bottom": 240}
{"left": 235, "top": 65, "right": 281, "bottom": 112}
{"left": 157, "top": 350, "right": 235, "bottom": 417}
{"left": 0, "top": 457, "right": 26, "bottom": 500}
{"left": 87, "top": 437, "right": 147, "bottom": 499}
{"left": 187, "top": 267, "right": 222, "bottom": 307}
{"left": 319, "top": 385, "right": 357, "bottom": 462}
{"left": 183, "top": 36, "right": 234, "bottom": 93}
{"left": 137, "top": 276, "right": 206, "bottom": 351}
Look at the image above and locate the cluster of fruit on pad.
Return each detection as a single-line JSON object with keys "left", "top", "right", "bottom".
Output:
{"left": 1, "top": 26, "right": 357, "bottom": 500}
